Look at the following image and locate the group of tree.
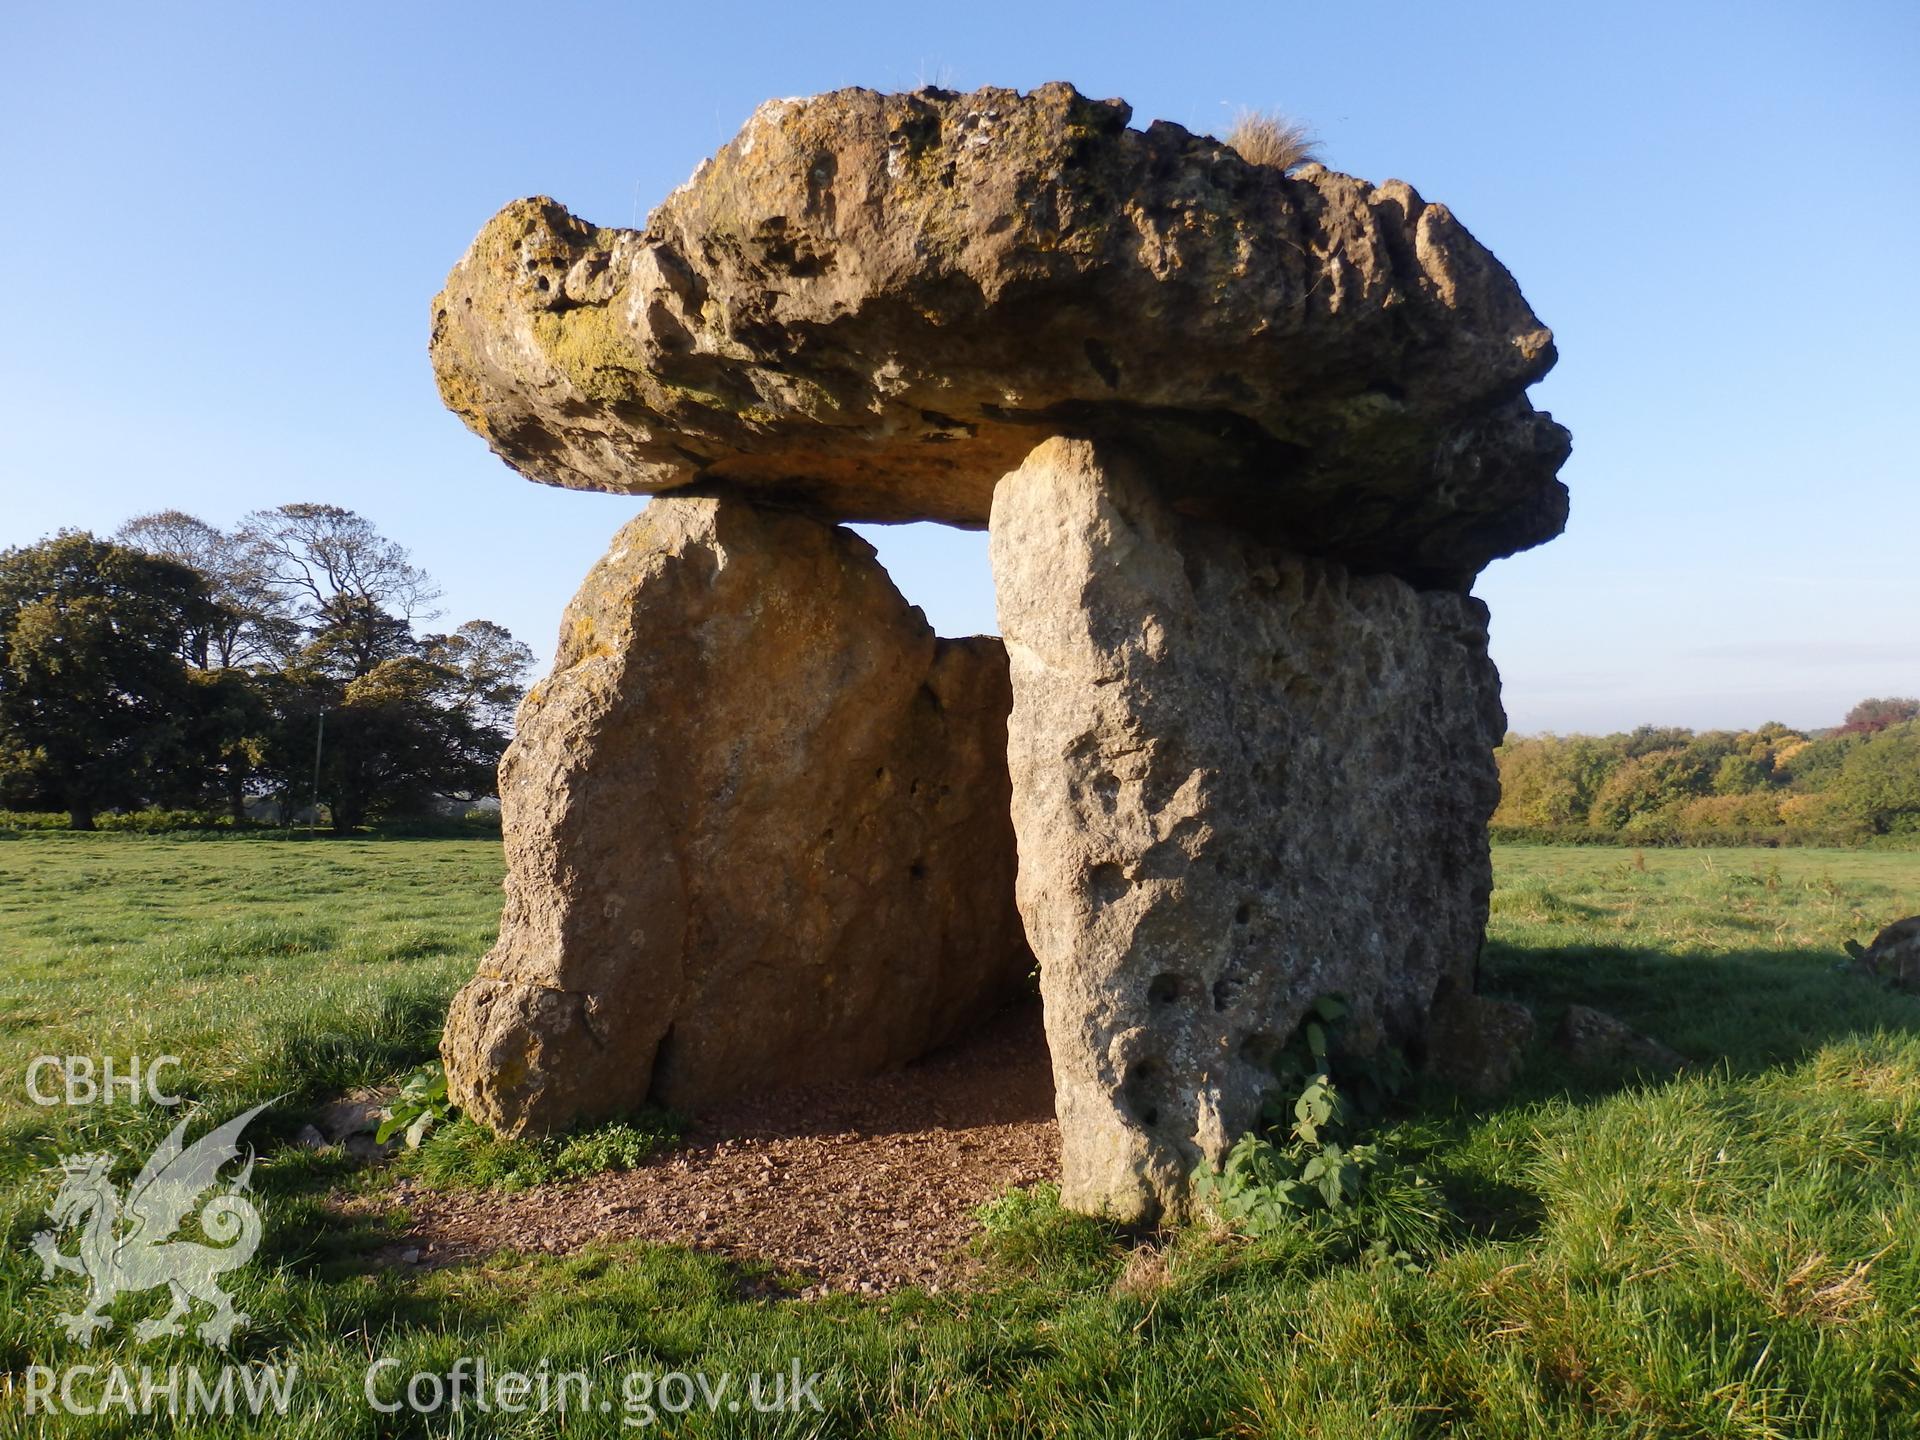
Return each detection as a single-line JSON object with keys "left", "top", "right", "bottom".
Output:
{"left": 1494, "top": 698, "right": 1920, "bottom": 843}
{"left": 0, "top": 506, "right": 531, "bottom": 832}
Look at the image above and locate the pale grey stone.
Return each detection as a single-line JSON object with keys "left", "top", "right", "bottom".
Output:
{"left": 991, "top": 436, "right": 1505, "bottom": 1222}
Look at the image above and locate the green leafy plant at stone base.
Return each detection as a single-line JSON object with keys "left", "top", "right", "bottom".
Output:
{"left": 377, "top": 1061, "right": 455, "bottom": 1148}
{"left": 1193, "top": 994, "right": 1446, "bottom": 1261}
{"left": 974, "top": 1182, "right": 1118, "bottom": 1273}
{"left": 401, "top": 1112, "right": 688, "bottom": 1191}
{"left": 374, "top": 1057, "right": 688, "bottom": 1185}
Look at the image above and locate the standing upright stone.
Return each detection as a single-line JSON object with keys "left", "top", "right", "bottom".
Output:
{"left": 991, "top": 437, "right": 1506, "bottom": 1222}
{"left": 443, "top": 495, "right": 1028, "bottom": 1135}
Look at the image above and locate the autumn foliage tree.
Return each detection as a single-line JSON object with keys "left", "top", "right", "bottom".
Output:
{"left": 1493, "top": 706, "right": 1920, "bottom": 842}
{"left": 1837, "top": 697, "right": 1920, "bottom": 736}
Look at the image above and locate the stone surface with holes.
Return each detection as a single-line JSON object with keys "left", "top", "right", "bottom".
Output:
{"left": 430, "top": 81, "right": 1568, "bottom": 588}
{"left": 991, "top": 436, "right": 1506, "bottom": 1222}
{"left": 1853, "top": 916, "right": 1920, "bottom": 993}
{"left": 441, "top": 495, "right": 1029, "bottom": 1134}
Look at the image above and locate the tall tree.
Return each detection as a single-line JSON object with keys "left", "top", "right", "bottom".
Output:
{"left": 116, "top": 511, "right": 291, "bottom": 818}
{"left": 170, "top": 665, "right": 273, "bottom": 823}
{"left": 1838, "top": 697, "right": 1920, "bottom": 736}
{"left": 1834, "top": 722, "right": 1920, "bottom": 834}
{"left": 116, "top": 510, "right": 297, "bottom": 668}
{"left": 237, "top": 503, "right": 440, "bottom": 677}
{"left": 263, "top": 650, "right": 519, "bottom": 834}
{"left": 421, "top": 620, "right": 534, "bottom": 733}
{"left": 223, "top": 505, "right": 530, "bottom": 831}
{"left": 0, "top": 533, "right": 215, "bottom": 828}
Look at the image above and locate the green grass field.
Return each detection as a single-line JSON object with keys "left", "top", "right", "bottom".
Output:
{"left": 1, "top": 835, "right": 1917, "bottom": 1437}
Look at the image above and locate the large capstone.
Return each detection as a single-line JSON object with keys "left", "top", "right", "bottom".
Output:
{"left": 990, "top": 437, "right": 1506, "bottom": 1222}
{"left": 431, "top": 82, "right": 1567, "bottom": 588}
{"left": 442, "top": 495, "right": 1029, "bottom": 1133}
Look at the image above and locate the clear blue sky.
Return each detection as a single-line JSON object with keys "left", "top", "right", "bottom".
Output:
{"left": 3, "top": 1, "right": 1914, "bottom": 734}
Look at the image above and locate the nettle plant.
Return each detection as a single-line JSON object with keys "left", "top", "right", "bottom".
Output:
{"left": 1193, "top": 995, "right": 1443, "bottom": 1261}
{"left": 377, "top": 1062, "right": 456, "bottom": 1148}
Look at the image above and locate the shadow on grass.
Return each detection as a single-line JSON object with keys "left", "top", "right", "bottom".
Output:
{"left": 1479, "top": 938, "right": 1920, "bottom": 1093}
{"left": 1378, "top": 939, "right": 1920, "bottom": 1248}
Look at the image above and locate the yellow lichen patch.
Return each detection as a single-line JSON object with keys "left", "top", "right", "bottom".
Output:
{"left": 432, "top": 364, "right": 499, "bottom": 441}
{"left": 529, "top": 306, "right": 650, "bottom": 405}
{"left": 556, "top": 609, "right": 621, "bottom": 669}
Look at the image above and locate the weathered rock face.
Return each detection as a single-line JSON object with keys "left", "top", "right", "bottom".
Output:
{"left": 1553, "top": 1005, "right": 1688, "bottom": 1075}
{"left": 433, "top": 82, "right": 1570, "bottom": 1218}
{"left": 432, "top": 82, "right": 1567, "bottom": 587}
{"left": 442, "top": 495, "right": 1029, "bottom": 1134}
{"left": 1852, "top": 917, "right": 1920, "bottom": 993}
{"left": 990, "top": 437, "right": 1505, "bottom": 1222}
{"left": 1426, "top": 992, "right": 1536, "bottom": 1097}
